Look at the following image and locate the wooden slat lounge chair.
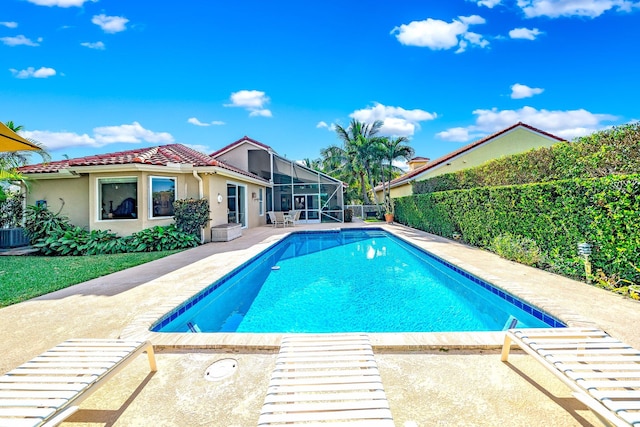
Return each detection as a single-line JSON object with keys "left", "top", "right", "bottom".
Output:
{"left": 258, "top": 333, "right": 395, "bottom": 426}
{"left": 501, "top": 328, "right": 640, "bottom": 427}
{"left": 0, "top": 339, "right": 157, "bottom": 427}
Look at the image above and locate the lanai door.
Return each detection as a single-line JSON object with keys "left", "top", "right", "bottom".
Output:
{"left": 294, "top": 194, "right": 320, "bottom": 223}
{"left": 227, "top": 183, "right": 246, "bottom": 227}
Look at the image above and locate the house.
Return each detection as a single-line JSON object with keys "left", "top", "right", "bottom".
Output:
{"left": 18, "top": 137, "right": 344, "bottom": 241}
{"left": 210, "top": 137, "right": 344, "bottom": 224}
{"left": 375, "top": 122, "right": 565, "bottom": 199}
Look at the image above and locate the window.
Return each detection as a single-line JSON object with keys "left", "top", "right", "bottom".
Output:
{"left": 258, "top": 188, "right": 264, "bottom": 216}
{"left": 99, "top": 177, "right": 138, "bottom": 220}
{"left": 149, "top": 176, "right": 176, "bottom": 218}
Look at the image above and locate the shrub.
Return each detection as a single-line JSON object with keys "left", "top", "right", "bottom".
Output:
{"left": 127, "top": 224, "right": 199, "bottom": 252}
{"left": 0, "top": 191, "right": 25, "bottom": 228}
{"left": 25, "top": 205, "right": 198, "bottom": 255}
{"left": 490, "top": 234, "right": 542, "bottom": 267}
{"left": 395, "top": 174, "right": 640, "bottom": 286}
{"left": 173, "top": 198, "right": 210, "bottom": 237}
{"left": 23, "top": 204, "right": 72, "bottom": 242}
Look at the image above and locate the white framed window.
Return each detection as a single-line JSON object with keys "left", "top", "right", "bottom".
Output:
{"left": 258, "top": 188, "right": 264, "bottom": 216}
{"left": 98, "top": 177, "right": 138, "bottom": 220}
{"left": 149, "top": 176, "right": 176, "bottom": 218}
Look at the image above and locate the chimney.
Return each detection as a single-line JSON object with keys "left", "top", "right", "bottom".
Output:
{"left": 407, "top": 157, "right": 430, "bottom": 171}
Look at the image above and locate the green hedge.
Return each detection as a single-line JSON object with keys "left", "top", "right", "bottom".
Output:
{"left": 413, "top": 123, "right": 640, "bottom": 194}
{"left": 395, "top": 174, "right": 640, "bottom": 286}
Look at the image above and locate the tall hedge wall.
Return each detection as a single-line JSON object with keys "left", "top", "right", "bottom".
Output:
{"left": 395, "top": 174, "right": 640, "bottom": 284}
{"left": 413, "top": 123, "right": 640, "bottom": 194}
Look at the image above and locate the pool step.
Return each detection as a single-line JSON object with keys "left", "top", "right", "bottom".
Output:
{"left": 258, "top": 333, "right": 395, "bottom": 426}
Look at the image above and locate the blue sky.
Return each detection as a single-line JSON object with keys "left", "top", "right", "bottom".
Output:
{"left": 2, "top": 0, "right": 639, "bottom": 165}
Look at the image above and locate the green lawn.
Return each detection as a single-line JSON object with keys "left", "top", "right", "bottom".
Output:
{"left": 0, "top": 250, "right": 181, "bottom": 307}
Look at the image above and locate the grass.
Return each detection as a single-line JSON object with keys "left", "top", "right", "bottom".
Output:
{"left": 0, "top": 250, "right": 182, "bottom": 307}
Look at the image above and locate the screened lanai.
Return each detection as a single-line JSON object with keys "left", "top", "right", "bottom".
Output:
{"left": 247, "top": 150, "right": 344, "bottom": 223}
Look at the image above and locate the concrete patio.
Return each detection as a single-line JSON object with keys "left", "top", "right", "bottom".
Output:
{"left": 1, "top": 220, "right": 638, "bottom": 426}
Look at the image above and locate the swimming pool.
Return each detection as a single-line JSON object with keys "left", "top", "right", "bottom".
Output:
{"left": 152, "top": 228, "right": 564, "bottom": 333}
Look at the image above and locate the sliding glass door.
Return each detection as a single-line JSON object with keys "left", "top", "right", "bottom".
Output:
{"left": 227, "top": 183, "right": 246, "bottom": 227}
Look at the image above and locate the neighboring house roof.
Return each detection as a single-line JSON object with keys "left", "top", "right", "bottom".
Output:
{"left": 376, "top": 122, "right": 565, "bottom": 191}
{"left": 18, "top": 143, "right": 269, "bottom": 183}
{"left": 210, "top": 136, "right": 273, "bottom": 158}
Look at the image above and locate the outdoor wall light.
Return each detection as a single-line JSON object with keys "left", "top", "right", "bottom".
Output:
{"left": 577, "top": 242, "right": 593, "bottom": 283}
{"left": 217, "top": 193, "right": 223, "bottom": 204}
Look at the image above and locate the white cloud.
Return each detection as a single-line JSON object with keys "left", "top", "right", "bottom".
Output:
{"left": 249, "top": 109, "right": 273, "bottom": 117}
{"left": 92, "top": 14, "right": 129, "bottom": 34}
{"left": 350, "top": 102, "right": 437, "bottom": 137}
{"left": 437, "top": 106, "right": 618, "bottom": 143}
{"left": 93, "top": 122, "right": 174, "bottom": 144}
{"left": 511, "top": 83, "right": 544, "bottom": 99}
{"left": 477, "top": 0, "right": 502, "bottom": 7}
{"left": 1, "top": 35, "right": 41, "bottom": 47}
{"left": 80, "top": 41, "right": 105, "bottom": 50}
{"left": 436, "top": 127, "right": 471, "bottom": 142}
{"left": 22, "top": 130, "right": 95, "bottom": 150}
{"left": 391, "top": 15, "right": 489, "bottom": 53}
{"left": 224, "top": 90, "right": 273, "bottom": 117}
{"left": 188, "top": 117, "right": 209, "bottom": 126}
{"left": 27, "top": 0, "right": 94, "bottom": 6}
{"left": 10, "top": 67, "right": 56, "bottom": 79}
{"left": 516, "top": 0, "right": 637, "bottom": 18}
{"left": 509, "top": 27, "right": 543, "bottom": 40}
{"left": 0, "top": 22, "right": 18, "bottom": 28}
{"left": 22, "top": 122, "right": 174, "bottom": 150}
{"left": 188, "top": 117, "right": 226, "bottom": 126}
{"left": 317, "top": 121, "right": 337, "bottom": 131}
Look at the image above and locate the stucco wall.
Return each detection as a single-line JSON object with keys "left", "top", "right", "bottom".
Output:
{"left": 213, "top": 142, "right": 253, "bottom": 171}
{"left": 206, "top": 173, "right": 267, "bottom": 235}
{"left": 385, "top": 127, "right": 561, "bottom": 199}
{"left": 25, "top": 176, "right": 90, "bottom": 228}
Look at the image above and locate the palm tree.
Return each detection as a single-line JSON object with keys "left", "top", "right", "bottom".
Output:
{"left": 380, "top": 136, "right": 414, "bottom": 214}
{"left": 332, "top": 119, "right": 383, "bottom": 204}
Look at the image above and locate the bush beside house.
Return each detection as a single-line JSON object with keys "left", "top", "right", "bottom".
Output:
{"left": 22, "top": 198, "right": 209, "bottom": 256}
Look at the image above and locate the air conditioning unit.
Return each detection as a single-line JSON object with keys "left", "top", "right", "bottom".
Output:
{"left": 0, "top": 228, "right": 30, "bottom": 249}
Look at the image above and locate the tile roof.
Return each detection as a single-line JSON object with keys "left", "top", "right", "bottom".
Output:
{"left": 210, "top": 136, "right": 273, "bottom": 158}
{"left": 18, "top": 143, "right": 268, "bottom": 182}
{"left": 378, "top": 122, "right": 565, "bottom": 190}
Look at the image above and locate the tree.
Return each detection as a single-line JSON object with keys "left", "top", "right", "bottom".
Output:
{"left": 330, "top": 119, "right": 383, "bottom": 204}
{"left": 380, "top": 136, "right": 414, "bottom": 214}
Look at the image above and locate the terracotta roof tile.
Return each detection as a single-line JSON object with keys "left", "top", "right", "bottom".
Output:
{"left": 18, "top": 143, "right": 268, "bottom": 183}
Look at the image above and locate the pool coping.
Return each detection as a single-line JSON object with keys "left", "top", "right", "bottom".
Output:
{"left": 120, "top": 225, "right": 597, "bottom": 352}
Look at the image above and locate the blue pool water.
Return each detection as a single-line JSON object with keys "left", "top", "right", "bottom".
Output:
{"left": 152, "top": 229, "right": 564, "bottom": 333}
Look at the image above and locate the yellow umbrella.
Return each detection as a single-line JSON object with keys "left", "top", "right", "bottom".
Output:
{"left": 0, "top": 122, "right": 41, "bottom": 152}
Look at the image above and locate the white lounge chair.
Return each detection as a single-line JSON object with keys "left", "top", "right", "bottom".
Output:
{"left": 268, "top": 211, "right": 286, "bottom": 228}
{"left": 285, "top": 210, "right": 301, "bottom": 227}
{"left": 258, "top": 333, "right": 395, "bottom": 426}
{"left": 501, "top": 328, "right": 640, "bottom": 427}
{"left": 0, "top": 339, "right": 157, "bottom": 427}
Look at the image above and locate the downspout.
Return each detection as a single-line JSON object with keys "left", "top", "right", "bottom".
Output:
{"left": 192, "top": 170, "right": 205, "bottom": 243}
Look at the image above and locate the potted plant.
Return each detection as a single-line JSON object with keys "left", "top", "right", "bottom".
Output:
{"left": 383, "top": 197, "right": 394, "bottom": 223}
